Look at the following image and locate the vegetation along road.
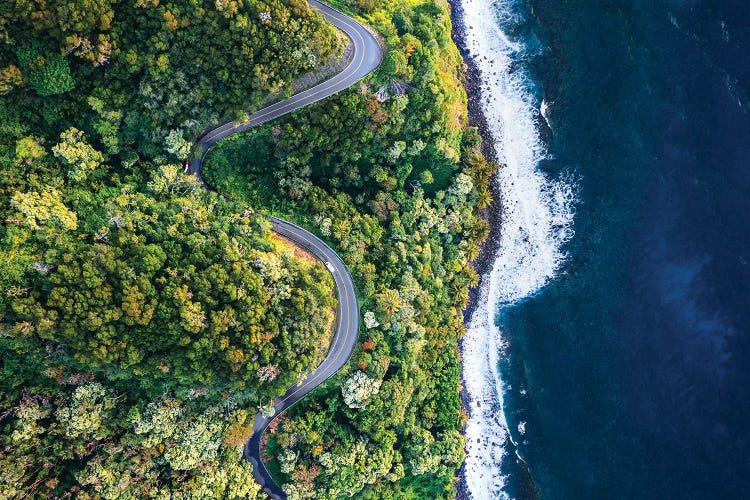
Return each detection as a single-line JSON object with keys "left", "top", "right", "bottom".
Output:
{"left": 188, "top": 1, "right": 382, "bottom": 497}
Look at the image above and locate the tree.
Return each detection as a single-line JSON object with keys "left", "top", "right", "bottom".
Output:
{"left": 341, "top": 371, "right": 381, "bottom": 409}
{"left": 381, "top": 49, "right": 408, "bottom": 78}
{"left": 419, "top": 169, "right": 434, "bottom": 186}
{"left": 376, "top": 289, "right": 402, "bottom": 322}
{"left": 15, "top": 136, "right": 46, "bottom": 161}
{"left": 28, "top": 54, "right": 75, "bottom": 96}
{"left": 14, "top": 0, "right": 112, "bottom": 31}
{"left": 224, "top": 418, "right": 253, "bottom": 447}
{"left": 0, "top": 65, "right": 23, "bottom": 94}
{"left": 10, "top": 187, "right": 78, "bottom": 231}
{"left": 56, "top": 382, "right": 114, "bottom": 440}
{"left": 279, "top": 448, "right": 299, "bottom": 474}
{"left": 163, "top": 411, "right": 223, "bottom": 470}
{"left": 164, "top": 129, "right": 192, "bottom": 159}
{"left": 52, "top": 128, "right": 103, "bottom": 181}
{"left": 364, "top": 310, "right": 379, "bottom": 329}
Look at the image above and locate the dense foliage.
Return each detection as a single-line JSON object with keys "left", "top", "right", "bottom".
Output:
{"left": 0, "top": 375, "right": 262, "bottom": 498}
{"left": 0, "top": 0, "right": 339, "bottom": 156}
{"left": 204, "top": 0, "right": 497, "bottom": 497}
{"left": 5, "top": 170, "right": 336, "bottom": 395}
{"left": 1, "top": 0, "right": 497, "bottom": 496}
{"left": 0, "top": 0, "right": 342, "bottom": 497}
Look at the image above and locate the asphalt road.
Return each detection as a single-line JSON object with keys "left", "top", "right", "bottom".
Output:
{"left": 191, "top": 0, "right": 383, "bottom": 175}
{"left": 188, "top": 2, "right": 381, "bottom": 498}
{"left": 246, "top": 218, "right": 360, "bottom": 499}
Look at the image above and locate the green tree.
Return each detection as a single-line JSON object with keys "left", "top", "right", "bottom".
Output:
{"left": 376, "top": 288, "right": 402, "bottom": 322}
{"left": 15, "top": 136, "right": 45, "bottom": 161}
{"left": 52, "top": 127, "right": 104, "bottom": 181}
{"left": 28, "top": 53, "right": 75, "bottom": 96}
{"left": 57, "top": 382, "right": 115, "bottom": 440}
{"left": 10, "top": 187, "right": 78, "bottom": 230}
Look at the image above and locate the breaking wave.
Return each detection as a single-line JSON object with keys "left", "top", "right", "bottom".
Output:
{"left": 459, "top": 0, "right": 576, "bottom": 497}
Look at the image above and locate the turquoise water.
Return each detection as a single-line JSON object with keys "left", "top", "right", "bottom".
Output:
{"left": 492, "top": 0, "right": 750, "bottom": 498}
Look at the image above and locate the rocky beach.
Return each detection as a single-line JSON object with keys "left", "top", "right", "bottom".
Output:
{"left": 447, "top": 0, "right": 575, "bottom": 497}
{"left": 448, "top": 1, "right": 529, "bottom": 498}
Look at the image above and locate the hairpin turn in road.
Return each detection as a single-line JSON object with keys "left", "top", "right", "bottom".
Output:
{"left": 188, "top": 2, "right": 382, "bottom": 498}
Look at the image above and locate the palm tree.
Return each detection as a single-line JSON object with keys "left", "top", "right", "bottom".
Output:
{"left": 377, "top": 288, "right": 402, "bottom": 322}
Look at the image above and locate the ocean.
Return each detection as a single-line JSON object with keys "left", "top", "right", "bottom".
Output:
{"left": 458, "top": 0, "right": 750, "bottom": 498}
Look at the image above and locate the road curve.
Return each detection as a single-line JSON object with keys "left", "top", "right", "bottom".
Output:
{"left": 191, "top": 0, "right": 383, "bottom": 175}
{"left": 188, "top": 2, "right": 381, "bottom": 498}
{"left": 246, "top": 218, "right": 360, "bottom": 499}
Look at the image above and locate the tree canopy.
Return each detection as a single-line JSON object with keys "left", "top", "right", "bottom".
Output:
{"left": 201, "top": 0, "right": 498, "bottom": 496}
{"left": 0, "top": 0, "right": 496, "bottom": 496}
{"left": 0, "top": 0, "right": 343, "bottom": 496}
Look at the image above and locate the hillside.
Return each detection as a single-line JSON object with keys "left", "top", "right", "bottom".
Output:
{"left": 202, "top": 0, "right": 496, "bottom": 497}
{"left": 0, "top": 0, "right": 339, "bottom": 497}
{"left": 0, "top": 0, "right": 495, "bottom": 497}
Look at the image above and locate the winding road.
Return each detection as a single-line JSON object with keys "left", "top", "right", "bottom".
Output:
{"left": 188, "top": 2, "right": 382, "bottom": 498}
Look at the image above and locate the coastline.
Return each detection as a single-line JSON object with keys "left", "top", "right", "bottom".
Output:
{"left": 447, "top": 1, "right": 502, "bottom": 498}
{"left": 447, "top": 0, "right": 503, "bottom": 325}
{"left": 447, "top": 1, "right": 538, "bottom": 498}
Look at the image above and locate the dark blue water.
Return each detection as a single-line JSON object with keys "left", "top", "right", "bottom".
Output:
{"left": 501, "top": 1, "right": 750, "bottom": 498}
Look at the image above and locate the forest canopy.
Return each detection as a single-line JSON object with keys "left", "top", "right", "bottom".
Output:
{"left": 0, "top": 0, "right": 495, "bottom": 497}
{"left": 0, "top": 0, "right": 342, "bottom": 496}
{"left": 201, "top": 0, "right": 497, "bottom": 497}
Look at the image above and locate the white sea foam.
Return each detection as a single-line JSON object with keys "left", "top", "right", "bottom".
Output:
{"left": 540, "top": 99, "right": 552, "bottom": 131}
{"left": 518, "top": 421, "right": 526, "bottom": 435}
{"left": 459, "top": 0, "right": 576, "bottom": 497}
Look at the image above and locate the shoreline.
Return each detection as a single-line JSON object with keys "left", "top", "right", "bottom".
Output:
{"left": 447, "top": 1, "right": 504, "bottom": 498}
{"left": 447, "top": 1, "right": 538, "bottom": 499}
{"left": 448, "top": 0, "right": 504, "bottom": 325}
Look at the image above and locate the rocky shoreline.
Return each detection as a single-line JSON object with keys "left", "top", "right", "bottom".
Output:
{"left": 448, "top": 4, "right": 504, "bottom": 326}
{"left": 448, "top": 2, "right": 539, "bottom": 499}
{"left": 447, "top": 1, "right": 504, "bottom": 498}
